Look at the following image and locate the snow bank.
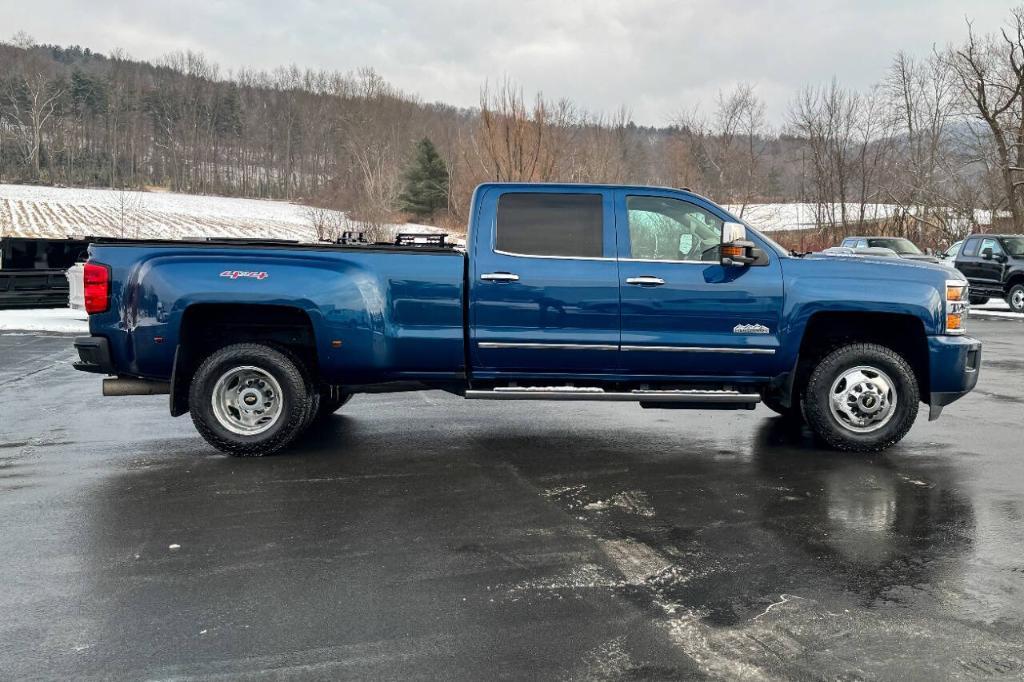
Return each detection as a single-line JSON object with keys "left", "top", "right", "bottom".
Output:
{"left": 970, "top": 299, "right": 1023, "bottom": 320}
{"left": 0, "top": 307, "right": 89, "bottom": 333}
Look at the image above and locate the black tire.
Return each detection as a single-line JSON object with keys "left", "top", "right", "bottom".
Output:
{"left": 803, "top": 343, "right": 919, "bottom": 453}
{"left": 968, "top": 295, "right": 989, "bottom": 306}
{"left": 761, "top": 394, "right": 803, "bottom": 422}
{"left": 1008, "top": 284, "right": 1024, "bottom": 314}
{"left": 316, "top": 390, "right": 352, "bottom": 420}
{"left": 188, "top": 343, "right": 312, "bottom": 456}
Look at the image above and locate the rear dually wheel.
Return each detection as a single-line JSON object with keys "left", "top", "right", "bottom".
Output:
{"left": 189, "top": 343, "right": 312, "bottom": 456}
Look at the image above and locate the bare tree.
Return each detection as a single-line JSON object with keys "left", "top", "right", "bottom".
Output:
{"left": 675, "top": 83, "right": 770, "bottom": 213}
{"left": 109, "top": 186, "right": 144, "bottom": 238}
{"left": 947, "top": 9, "right": 1024, "bottom": 231}
{"left": 1, "top": 33, "right": 65, "bottom": 181}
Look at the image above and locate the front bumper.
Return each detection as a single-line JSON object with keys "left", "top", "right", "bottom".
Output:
{"left": 73, "top": 336, "right": 114, "bottom": 375}
{"left": 926, "top": 335, "right": 981, "bottom": 419}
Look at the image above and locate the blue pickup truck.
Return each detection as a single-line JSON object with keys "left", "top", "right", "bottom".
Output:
{"left": 73, "top": 183, "right": 981, "bottom": 455}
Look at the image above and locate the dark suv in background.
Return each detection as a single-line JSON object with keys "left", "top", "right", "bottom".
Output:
{"left": 954, "top": 234, "right": 1024, "bottom": 312}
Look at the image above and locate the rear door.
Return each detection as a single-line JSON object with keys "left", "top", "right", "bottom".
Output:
{"left": 955, "top": 237, "right": 983, "bottom": 284}
{"left": 468, "top": 187, "right": 621, "bottom": 377}
{"left": 614, "top": 189, "right": 783, "bottom": 378}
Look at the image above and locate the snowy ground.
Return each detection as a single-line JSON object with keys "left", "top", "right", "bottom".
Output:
{"left": 970, "top": 298, "right": 1024, "bottom": 320}
{"left": 0, "top": 307, "right": 88, "bottom": 334}
{"left": 0, "top": 184, "right": 450, "bottom": 243}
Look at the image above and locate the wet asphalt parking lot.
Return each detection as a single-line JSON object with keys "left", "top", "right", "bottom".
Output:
{"left": 1, "top": 318, "right": 1023, "bottom": 680}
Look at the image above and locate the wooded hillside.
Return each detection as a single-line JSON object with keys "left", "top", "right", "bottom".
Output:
{"left": 4, "top": 8, "right": 1024, "bottom": 248}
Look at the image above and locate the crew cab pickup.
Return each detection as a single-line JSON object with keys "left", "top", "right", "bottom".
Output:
{"left": 953, "top": 234, "right": 1024, "bottom": 312}
{"left": 74, "top": 183, "right": 981, "bottom": 455}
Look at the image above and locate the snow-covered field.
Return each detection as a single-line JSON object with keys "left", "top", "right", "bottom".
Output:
{"left": 0, "top": 184, "right": 448, "bottom": 242}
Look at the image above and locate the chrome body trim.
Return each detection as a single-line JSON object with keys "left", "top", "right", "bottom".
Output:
{"left": 621, "top": 345, "right": 775, "bottom": 355}
{"left": 477, "top": 342, "right": 618, "bottom": 351}
{"left": 493, "top": 248, "right": 612, "bottom": 261}
{"left": 479, "top": 341, "right": 775, "bottom": 355}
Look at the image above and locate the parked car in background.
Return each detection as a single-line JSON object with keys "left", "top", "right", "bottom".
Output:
{"left": 939, "top": 240, "right": 963, "bottom": 261}
{"left": 953, "top": 234, "right": 1024, "bottom": 311}
{"left": 821, "top": 246, "right": 900, "bottom": 259}
{"left": 839, "top": 236, "right": 940, "bottom": 263}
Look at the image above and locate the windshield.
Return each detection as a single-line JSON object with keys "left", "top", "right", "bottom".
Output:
{"left": 734, "top": 219, "right": 789, "bottom": 256}
{"left": 1003, "top": 237, "right": 1024, "bottom": 257}
{"left": 867, "top": 238, "right": 922, "bottom": 255}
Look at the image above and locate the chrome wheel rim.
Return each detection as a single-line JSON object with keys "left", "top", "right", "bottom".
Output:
{"left": 828, "top": 365, "right": 898, "bottom": 434}
{"left": 1012, "top": 288, "right": 1024, "bottom": 311}
{"left": 211, "top": 366, "right": 284, "bottom": 435}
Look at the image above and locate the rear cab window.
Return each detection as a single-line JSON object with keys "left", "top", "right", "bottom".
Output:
{"left": 496, "top": 193, "right": 604, "bottom": 258}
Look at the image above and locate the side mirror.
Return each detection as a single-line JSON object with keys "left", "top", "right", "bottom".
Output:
{"left": 981, "top": 247, "right": 993, "bottom": 260}
{"left": 720, "top": 222, "right": 757, "bottom": 267}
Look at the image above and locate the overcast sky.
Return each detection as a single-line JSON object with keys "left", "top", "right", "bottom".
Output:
{"left": 0, "top": 0, "right": 1014, "bottom": 125}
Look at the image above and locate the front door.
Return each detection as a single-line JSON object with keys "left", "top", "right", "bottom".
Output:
{"left": 614, "top": 190, "right": 784, "bottom": 379}
{"left": 976, "top": 237, "right": 1006, "bottom": 288}
{"left": 469, "top": 188, "right": 621, "bottom": 377}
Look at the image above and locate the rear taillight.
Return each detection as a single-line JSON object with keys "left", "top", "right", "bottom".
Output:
{"left": 83, "top": 262, "right": 110, "bottom": 314}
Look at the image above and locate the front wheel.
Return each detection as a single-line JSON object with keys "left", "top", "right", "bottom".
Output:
{"left": 189, "top": 343, "right": 312, "bottom": 456}
{"left": 1008, "top": 284, "right": 1024, "bottom": 314}
{"left": 802, "top": 343, "right": 919, "bottom": 452}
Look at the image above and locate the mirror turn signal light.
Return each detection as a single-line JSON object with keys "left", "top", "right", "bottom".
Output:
{"left": 721, "top": 245, "right": 746, "bottom": 259}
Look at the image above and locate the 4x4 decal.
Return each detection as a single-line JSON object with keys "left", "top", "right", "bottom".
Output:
{"left": 220, "top": 270, "right": 269, "bottom": 280}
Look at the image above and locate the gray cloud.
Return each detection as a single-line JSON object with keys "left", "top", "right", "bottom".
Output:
{"left": 0, "top": 0, "right": 1012, "bottom": 124}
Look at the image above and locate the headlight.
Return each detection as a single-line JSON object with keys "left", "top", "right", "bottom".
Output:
{"left": 945, "top": 280, "right": 968, "bottom": 335}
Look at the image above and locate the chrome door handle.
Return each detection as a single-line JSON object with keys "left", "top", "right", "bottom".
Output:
{"left": 626, "top": 276, "right": 665, "bottom": 286}
{"left": 480, "top": 272, "right": 520, "bottom": 282}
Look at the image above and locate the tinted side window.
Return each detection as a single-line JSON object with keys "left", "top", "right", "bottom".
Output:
{"left": 962, "top": 238, "right": 980, "bottom": 257}
{"left": 496, "top": 193, "right": 604, "bottom": 258}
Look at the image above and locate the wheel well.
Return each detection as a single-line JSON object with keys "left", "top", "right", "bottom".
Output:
{"left": 1007, "top": 272, "right": 1024, "bottom": 289}
{"left": 171, "top": 304, "right": 317, "bottom": 416}
{"left": 790, "top": 312, "right": 929, "bottom": 403}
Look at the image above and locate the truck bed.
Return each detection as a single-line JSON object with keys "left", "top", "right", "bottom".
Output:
{"left": 86, "top": 240, "right": 467, "bottom": 384}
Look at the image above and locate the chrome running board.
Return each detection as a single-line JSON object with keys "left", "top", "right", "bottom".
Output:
{"left": 465, "top": 387, "right": 761, "bottom": 404}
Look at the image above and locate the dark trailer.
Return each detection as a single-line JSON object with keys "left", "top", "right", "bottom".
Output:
{"left": 0, "top": 236, "right": 92, "bottom": 309}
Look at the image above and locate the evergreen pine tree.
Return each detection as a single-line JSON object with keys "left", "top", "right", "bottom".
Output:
{"left": 398, "top": 137, "right": 449, "bottom": 220}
